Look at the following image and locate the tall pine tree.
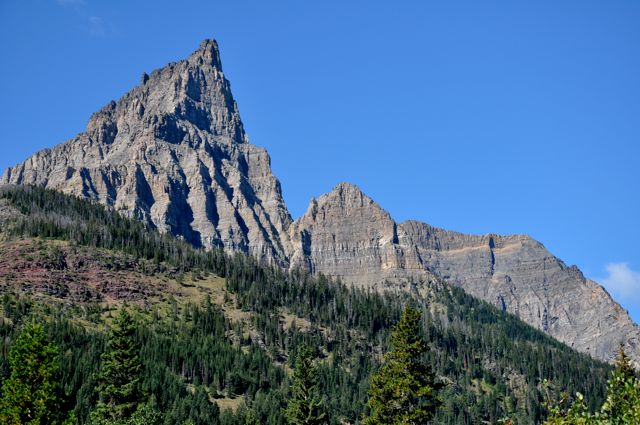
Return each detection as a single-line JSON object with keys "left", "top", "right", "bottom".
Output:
{"left": 285, "top": 345, "right": 327, "bottom": 425}
{"left": 0, "top": 322, "right": 61, "bottom": 425}
{"left": 365, "top": 306, "right": 442, "bottom": 425}
{"left": 90, "top": 306, "right": 143, "bottom": 424}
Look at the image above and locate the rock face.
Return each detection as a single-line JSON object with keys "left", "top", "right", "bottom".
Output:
{"left": 287, "top": 183, "right": 434, "bottom": 289}
{"left": 288, "top": 185, "right": 640, "bottom": 364}
{"left": 3, "top": 39, "right": 639, "bottom": 365}
{"left": 396, "top": 222, "right": 639, "bottom": 363}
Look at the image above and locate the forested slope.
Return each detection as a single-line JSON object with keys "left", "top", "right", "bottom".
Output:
{"left": 0, "top": 186, "right": 611, "bottom": 424}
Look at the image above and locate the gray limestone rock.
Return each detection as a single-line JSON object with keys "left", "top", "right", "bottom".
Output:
{"left": 287, "top": 183, "right": 434, "bottom": 289}
{"left": 398, "top": 221, "right": 640, "bottom": 364}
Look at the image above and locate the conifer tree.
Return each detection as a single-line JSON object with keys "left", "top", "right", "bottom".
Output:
{"left": 0, "top": 322, "right": 60, "bottom": 425}
{"left": 365, "top": 306, "right": 442, "bottom": 425}
{"left": 285, "top": 345, "right": 327, "bottom": 425}
{"left": 90, "top": 306, "right": 143, "bottom": 424}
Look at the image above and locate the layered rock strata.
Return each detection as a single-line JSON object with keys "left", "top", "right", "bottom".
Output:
{"left": 286, "top": 184, "right": 638, "bottom": 363}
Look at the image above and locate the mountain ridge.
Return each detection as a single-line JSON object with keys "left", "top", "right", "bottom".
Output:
{"left": 2, "top": 39, "right": 638, "bottom": 366}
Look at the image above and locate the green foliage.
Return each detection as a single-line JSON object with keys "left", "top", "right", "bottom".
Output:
{"left": 285, "top": 345, "right": 327, "bottom": 425}
{"left": 543, "top": 392, "right": 594, "bottom": 425}
{"left": 599, "top": 345, "right": 640, "bottom": 423}
{"left": 0, "top": 322, "right": 61, "bottom": 425}
{"left": 364, "top": 306, "right": 442, "bottom": 424}
{"left": 127, "top": 400, "right": 163, "bottom": 425}
{"left": 0, "top": 293, "right": 282, "bottom": 425}
{"left": 543, "top": 345, "right": 640, "bottom": 424}
{"left": 244, "top": 410, "right": 260, "bottom": 425}
{"left": 89, "top": 400, "right": 163, "bottom": 425}
{"left": 90, "top": 307, "right": 143, "bottom": 423}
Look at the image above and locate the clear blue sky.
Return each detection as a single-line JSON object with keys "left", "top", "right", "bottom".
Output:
{"left": 1, "top": 1, "right": 639, "bottom": 321}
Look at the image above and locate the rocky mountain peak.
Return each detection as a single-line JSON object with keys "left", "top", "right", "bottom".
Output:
{"left": 1, "top": 39, "right": 287, "bottom": 263}
{"left": 309, "top": 182, "right": 392, "bottom": 221}
{"left": 322, "top": 182, "right": 369, "bottom": 203}
{"left": 286, "top": 183, "right": 425, "bottom": 287}
{"left": 79, "top": 38, "right": 246, "bottom": 149}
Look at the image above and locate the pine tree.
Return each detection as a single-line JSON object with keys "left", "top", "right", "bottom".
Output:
{"left": 364, "top": 306, "right": 442, "bottom": 425}
{"left": 90, "top": 306, "right": 143, "bottom": 424}
{"left": 0, "top": 322, "right": 61, "bottom": 425}
{"left": 285, "top": 345, "right": 327, "bottom": 425}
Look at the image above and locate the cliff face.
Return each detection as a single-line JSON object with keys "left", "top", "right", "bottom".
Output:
{"left": 287, "top": 183, "right": 435, "bottom": 290}
{"left": 2, "top": 39, "right": 638, "bottom": 365}
{"left": 1, "top": 40, "right": 292, "bottom": 266}
{"left": 397, "top": 221, "right": 639, "bottom": 362}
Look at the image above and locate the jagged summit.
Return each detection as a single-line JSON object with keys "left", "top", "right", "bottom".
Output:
{"left": 3, "top": 39, "right": 639, "bottom": 366}
{"left": 188, "top": 39, "right": 223, "bottom": 69}
{"left": 286, "top": 182, "right": 416, "bottom": 283}
{"left": 81, "top": 38, "right": 245, "bottom": 150}
{"left": 325, "top": 181, "right": 367, "bottom": 197}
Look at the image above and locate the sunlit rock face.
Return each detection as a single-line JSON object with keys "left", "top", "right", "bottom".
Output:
{"left": 289, "top": 184, "right": 639, "bottom": 366}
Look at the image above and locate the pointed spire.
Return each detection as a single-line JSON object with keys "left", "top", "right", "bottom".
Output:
{"left": 188, "top": 39, "right": 223, "bottom": 69}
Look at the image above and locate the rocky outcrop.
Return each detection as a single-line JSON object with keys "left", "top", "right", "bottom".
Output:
{"left": 287, "top": 183, "right": 435, "bottom": 289}
{"left": 1, "top": 40, "right": 292, "bottom": 266}
{"left": 3, "top": 39, "right": 638, "bottom": 366}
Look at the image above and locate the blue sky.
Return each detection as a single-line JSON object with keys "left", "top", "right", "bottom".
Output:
{"left": 1, "top": 1, "right": 639, "bottom": 321}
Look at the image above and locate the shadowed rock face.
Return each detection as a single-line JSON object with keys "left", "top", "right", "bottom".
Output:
{"left": 3, "top": 39, "right": 638, "bottom": 366}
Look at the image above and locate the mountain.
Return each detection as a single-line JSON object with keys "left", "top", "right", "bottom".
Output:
{"left": 289, "top": 183, "right": 639, "bottom": 364}
{"left": 2, "top": 39, "right": 638, "bottom": 366}
{"left": 0, "top": 40, "right": 292, "bottom": 266}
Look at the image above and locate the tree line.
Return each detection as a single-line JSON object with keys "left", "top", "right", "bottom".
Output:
{"left": 1, "top": 303, "right": 638, "bottom": 424}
